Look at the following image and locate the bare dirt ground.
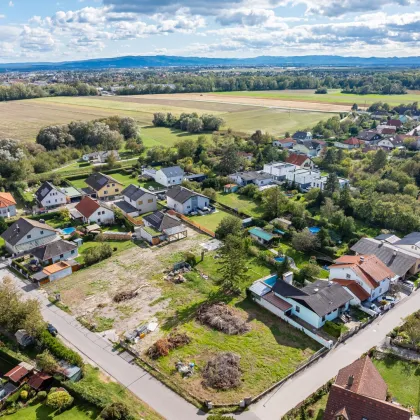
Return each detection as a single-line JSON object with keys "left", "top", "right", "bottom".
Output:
{"left": 134, "top": 93, "right": 349, "bottom": 112}
{"left": 44, "top": 229, "right": 207, "bottom": 338}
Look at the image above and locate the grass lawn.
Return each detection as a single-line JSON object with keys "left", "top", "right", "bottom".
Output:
{"left": 189, "top": 208, "right": 236, "bottom": 232}
{"left": 215, "top": 192, "right": 265, "bottom": 218}
{"left": 373, "top": 356, "right": 420, "bottom": 413}
{"left": 6, "top": 401, "right": 99, "bottom": 420}
{"left": 215, "top": 89, "right": 420, "bottom": 107}
{"left": 55, "top": 161, "right": 92, "bottom": 173}
{"left": 141, "top": 126, "right": 203, "bottom": 148}
{"left": 147, "top": 267, "right": 320, "bottom": 405}
{"left": 280, "top": 242, "right": 310, "bottom": 269}
{"left": 75, "top": 240, "right": 136, "bottom": 264}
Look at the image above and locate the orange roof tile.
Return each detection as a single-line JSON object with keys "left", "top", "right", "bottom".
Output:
{"left": 0, "top": 192, "right": 17, "bottom": 208}
{"left": 331, "top": 279, "right": 370, "bottom": 301}
{"left": 75, "top": 196, "right": 100, "bottom": 218}
{"left": 286, "top": 153, "right": 310, "bottom": 167}
{"left": 44, "top": 261, "right": 70, "bottom": 275}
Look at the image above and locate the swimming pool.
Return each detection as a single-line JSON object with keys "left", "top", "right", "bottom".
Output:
{"left": 308, "top": 227, "right": 321, "bottom": 234}
{"left": 60, "top": 227, "right": 76, "bottom": 235}
{"left": 274, "top": 257, "right": 285, "bottom": 263}
{"left": 263, "top": 275, "right": 278, "bottom": 287}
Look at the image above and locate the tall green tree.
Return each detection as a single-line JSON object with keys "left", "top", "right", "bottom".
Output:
{"left": 324, "top": 173, "right": 340, "bottom": 196}
{"left": 371, "top": 149, "right": 387, "bottom": 172}
{"left": 215, "top": 215, "right": 243, "bottom": 239}
{"left": 262, "top": 187, "right": 288, "bottom": 219}
{"left": 217, "top": 235, "right": 250, "bottom": 293}
{"left": 217, "top": 145, "right": 241, "bottom": 175}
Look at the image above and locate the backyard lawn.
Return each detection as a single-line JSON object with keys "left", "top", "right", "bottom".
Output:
{"left": 75, "top": 239, "right": 136, "bottom": 264}
{"left": 141, "top": 126, "right": 203, "bottom": 148}
{"left": 373, "top": 356, "right": 420, "bottom": 414}
{"left": 188, "top": 208, "right": 236, "bottom": 232}
{"left": 215, "top": 192, "right": 265, "bottom": 218}
{"left": 6, "top": 401, "right": 99, "bottom": 420}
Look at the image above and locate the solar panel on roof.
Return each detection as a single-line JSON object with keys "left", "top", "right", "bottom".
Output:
{"left": 98, "top": 177, "right": 108, "bottom": 186}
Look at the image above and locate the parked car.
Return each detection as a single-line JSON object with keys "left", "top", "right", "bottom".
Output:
{"left": 363, "top": 303, "right": 381, "bottom": 313}
{"left": 402, "top": 280, "right": 415, "bottom": 290}
{"left": 47, "top": 324, "right": 58, "bottom": 337}
{"left": 383, "top": 296, "right": 396, "bottom": 303}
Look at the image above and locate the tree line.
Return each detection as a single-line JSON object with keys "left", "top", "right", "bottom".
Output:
{"left": 152, "top": 112, "right": 224, "bottom": 133}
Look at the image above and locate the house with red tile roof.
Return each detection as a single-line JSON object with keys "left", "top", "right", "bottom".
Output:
{"left": 324, "top": 357, "right": 411, "bottom": 420}
{"left": 72, "top": 196, "right": 115, "bottom": 225}
{"left": 335, "top": 137, "right": 364, "bottom": 149}
{"left": 0, "top": 192, "right": 17, "bottom": 218}
{"left": 4, "top": 364, "right": 31, "bottom": 385}
{"left": 387, "top": 119, "right": 403, "bottom": 128}
{"left": 285, "top": 153, "right": 314, "bottom": 169}
{"left": 272, "top": 138, "right": 296, "bottom": 148}
{"left": 329, "top": 255, "right": 396, "bottom": 302}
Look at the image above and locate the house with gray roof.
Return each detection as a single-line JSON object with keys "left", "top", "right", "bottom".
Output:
{"left": 166, "top": 186, "right": 209, "bottom": 215}
{"left": 114, "top": 184, "right": 157, "bottom": 216}
{"left": 35, "top": 182, "right": 67, "bottom": 209}
{"left": 31, "top": 239, "right": 78, "bottom": 265}
{"left": 154, "top": 166, "right": 184, "bottom": 187}
{"left": 229, "top": 171, "right": 273, "bottom": 187}
{"left": 351, "top": 237, "right": 420, "bottom": 278}
{"left": 1, "top": 218, "right": 59, "bottom": 255}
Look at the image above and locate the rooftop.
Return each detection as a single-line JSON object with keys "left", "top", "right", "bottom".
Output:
{"left": 249, "top": 227, "right": 274, "bottom": 242}
{"left": 0, "top": 192, "right": 16, "bottom": 208}
{"left": 85, "top": 172, "right": 122, "bottom": 191}
{"left": 43, "top": 261, "right": 71, "bottom": 275}
{"left": 166, "top": 185, "right": 207, "bottom": 204}
{"left": 1, "top": 217, "right": 57, "bottom": 246}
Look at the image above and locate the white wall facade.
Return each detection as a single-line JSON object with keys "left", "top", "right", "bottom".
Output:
{"left": 85, "top": 206, "right": 115, "bottom": 225}
{"left": 123, "top": 193, "right": 157, "bottom": 214}
{"left": 48, "top": 266, "right": 73, "bottom": 282}
{"left": 40, "top": 189, "right": 67, "bottom": 208}
{"left": 9, "top": 228, "right": 58, "bottom": 254}
{"left": 167, "top": 195, "right": 209, "bottom": 215}
{"left": 0, "top": 205, "right": 16, "bottom": 218}
{"left": 155, "top": 170, "right": 184, "bottom": 187}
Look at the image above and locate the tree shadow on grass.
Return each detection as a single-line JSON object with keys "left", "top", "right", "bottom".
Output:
{"left": 161, "top": 289, "right": 235, "bottom": 331}
{"left": 235, "top": 297, "right": 321, "bottom": 352}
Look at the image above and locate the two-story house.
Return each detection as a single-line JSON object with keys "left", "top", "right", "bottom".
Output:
{"left": 140, "top": 210, "right": 186, "bottom": 245}
{"left": 1, "top": 218, "right": 59, "bottom": 254}
{"left": 272, "top": 138, "right": 296, "bottom": 149}
{"left": 115, "top": 184, "right": 157, "bottom": 217}
{"left": 73, "top": 196, "right": 115, "bottom": 225}
{"left": 0, "top": 192, "right": 17, "bottom": 218}
{"left": 166, "top": 186, "right": 209, "bottom": 215}
{"left": 85, "top": 173, "right": 124, "bottom": 200}
{"left": 292, "top": 131, "right": 312, "bottom": 142}
{"left": 35, "top": 182, "right": 67, "bottom": 209}
{"left": 285, "top": 153, "right": 314, "bottom": 169}
{"left": 154, "top": 166, "right": 184, "bottom": 187}
{"left": 329, "top": 255, "right": 396, "bottom": 302}
{"left": 32, "top": 239, "right": 78, "bottom": 266}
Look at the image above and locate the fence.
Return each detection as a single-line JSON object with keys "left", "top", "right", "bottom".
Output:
{"left": 167, "top": 210, "right": 216, "bottom": 238}
{"left": 126, "top": 214, "right": 143, "bottom": 226}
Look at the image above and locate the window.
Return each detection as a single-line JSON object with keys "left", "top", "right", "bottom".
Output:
{"left": 104, "top": 190, "right": 108, "bottom": 194}
{"left": 40, "top": 231, "right": 44, "bottom": 235}
{"left": 295, "top": 306, "right": 300, "bottom": 313}
{"left": 321, "top": 316, "right": 325, "bottom": 322}
{"left": 27, "top": 234, "right": 31, "bottom": 239}
{"left": 346, "top": 274, "right": 351, "bottom": 279}
{"left": 71, "top": 250, "right": 75, "bottom": 254}
{"left": 112, "top": 183, "right": 115, "bottom": 186}
{"left": 60, "top": 254, "right": 64, "bottom": 258}
{"left": 148, "top": 199, "right": 153, "bottom": 203}
{"left": 138, "top": 200, "right": 143, "bottom": 205}
{"left": 107, "top": 184, "right": 110, "bottom": 188}
{"left": 115, "top": 189, "right": 119, "bottom": 192}
{"left": 97, "top": 212, "right": 101, "bottom": 215}
{"left": 102, "top": 211, "right": 105, "bottom": 215}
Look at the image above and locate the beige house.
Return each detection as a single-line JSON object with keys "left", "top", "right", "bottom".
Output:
{"left": 85, "top": 172, "right": 124, "bottom": 200}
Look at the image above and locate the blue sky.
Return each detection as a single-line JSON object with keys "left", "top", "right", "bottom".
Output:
{"left": 0, "top": 0, "right": 419, "bottom": 62}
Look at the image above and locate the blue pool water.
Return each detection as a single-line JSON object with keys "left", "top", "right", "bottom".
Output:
{"left": 61, "top": 227, "right": 76, "bottom": 235}
{"left": 308, "top": 226, "right": 321, "bottom": 234}
{"left": 263, "top": 275, "right": 278, "bottom": 287}
{"left": 274, "top": 257, "right": 285, "bottom": 263}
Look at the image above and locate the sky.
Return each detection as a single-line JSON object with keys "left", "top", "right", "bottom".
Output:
{"left": 0, "top": 0, "right": 419, "bottom": 62}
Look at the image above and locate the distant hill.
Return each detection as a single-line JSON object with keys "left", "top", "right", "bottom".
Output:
{"left": 1, "top": 55, "right": 420, "bottom": 72}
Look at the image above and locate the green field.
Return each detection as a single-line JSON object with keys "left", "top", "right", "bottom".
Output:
{"left": 216, "top": 192, "right": 265, "bottom": 218}
{"left": 70, "top": 173, "right": 162, "bottom": 190}
{"left": 141, "top": 126, "right": 203, "bottom": 148}
{"left": 6, "top": 401, "right": 99, "bottom": 420}
{"left": 373, "top": 356, "right": 420, "bottom": 413}
{"left": 188, "top": 208, "right": 234, "bottom": 232}
{"left": 215, "top": 89, "right": 420, "bottom": 107}
{"left": 75, "top": 240, "right": 136, "bottom": 264}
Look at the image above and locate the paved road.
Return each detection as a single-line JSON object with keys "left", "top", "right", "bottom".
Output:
{"left": 250, "top": 289, "right": 420, "bottom": 419}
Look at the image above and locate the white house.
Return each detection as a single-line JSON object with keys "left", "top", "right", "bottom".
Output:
{"left": 378, "top": 137, "right": 405, "bottom": 150}
{"left": 328, "top": 255, "right": 396, "bottom": 302}
{"left": 228, "top": 171, "right": 273, "bottom": 187}
{"left": 114, "top": 184, "right": 157, "bottom": 217}
{"left": 1, "top": 218, "right": 59, "bottom": 254}
{"left": 82, "top": 150, "right": 120, "bottom": 163}
{"left": 166, "top": 186, "right": 209, "bottom": 215}
{"left": 154, "top": 166, "right": 185, "bottom": 187}
{"left": 35, "top": 182, "right": 67, "bottom": 209}
{"left": 0, "top": 192, "right": 17, "bottom": 218}
{"left": 293, "top": 131, "right": 312, "bottom": 142}
{"left": 32, "top": 239, "right": 78, "bottom": 266}
{"left": 73, "top": 196, "right": 115, "bottom": 225}
{"left": 272, "top": 138, "right": 296, "bottom": 149}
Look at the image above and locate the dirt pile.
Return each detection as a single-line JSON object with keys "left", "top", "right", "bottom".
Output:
{"left": 197, "top": 303, "right": 250, "bottom": 335}
{"left": 113, "top": 290, "right": 138, "bottom": 303}
{"left": 203, "top": 352, "right": 241, "bottom": 390}
{"left": 147, "top": 332, "right": 191, "bottom": 359}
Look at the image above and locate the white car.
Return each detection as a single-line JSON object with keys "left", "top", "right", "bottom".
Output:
{"left": 383, "top": 296, "right": 396, "bottom": 303}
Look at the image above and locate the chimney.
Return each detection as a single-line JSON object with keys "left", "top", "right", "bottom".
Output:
{"left": 360, "top": 256, "right": 365, "bottom": 262}
{"left": 314, "top": 288, "right": 319, "bottom": 293}
{"left": 348, "top": 375, "right": 354, "bottom": 387}
{"left": 283, "top": 271, "right": 293, "bottom": 285}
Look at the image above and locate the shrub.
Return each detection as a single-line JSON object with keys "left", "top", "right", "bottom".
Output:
{"left": 36, "top": 391, "right": 47, "bottom": 401}
{"left": 323, "top": 321, "right": 343, "bottom": 338}
{"left": 84, "top": 243, "right": 113, "bottom": 266}
{"left": 20, "top": 390, "right": 28, "bottom": 400}
{"left": 207, "top": 416, "right": 235, "bottom": 420}
{"left": 46, "top": 390, "right": 74, "bottom": 411}
{"left": 183, "top": 251, "right": 197, "bottom": 267}
{"left": 100, "top": 402, "right": 133, "bottom": 420}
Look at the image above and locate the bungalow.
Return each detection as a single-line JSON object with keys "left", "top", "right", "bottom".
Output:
{"left": 73, "top": 196, "right": 115, "bottom": 225}
{"left": 292, "top": 131, "right": 312, "bottom": 142}
{"left": 114, "top": 184, "right": 157, "bottom": 216}
{"left": 249, "top": 273, "right": 352, "bottom": 345}
{"left": 84, "top": 172, "right": 124, "bottom": 200}
{"left": 285, "top": 153, "right": 314, "bottom": 169}
{"left": 1, "top": 218, "right": 59, "bottom": 254}
{"left": 378, "top": 136, "right": 405, "bottom": 150}
{"left": 166, "top": 186, "right": 210, "bottom": 215}
{"left": 334, "top": 137, "right": 364, "bottom": 149}
{"left": 31, "top": 239, "right": 78, "bottom": 266}
{"left": 229, "top": 171, "right": 273, "bottom": 187}
{"left": 32, "top": 261, "right": 75, "bottom": 285}
{"left": 140, "top": 210, "right": 187, "bottom": 245}
{"left": 35, "top": 182, "right": 67, "bottom": 209}
{"left": 324, "top": 357, "right": 411, "bottom": 420}
{"left": 387, "top": 119, "right": 402, "bottom": 128}
{"left": 249, "top": 227, "right": 274, "bottom": 245}
{"left": 357, "top": 130, "right": 382, "bottom": 143}
{"left": 272, "top": 138, "right": 296, "bottom": 149}
{"left": 328, "top": 255, "right": 396, "bottom": 302}
{"left": 82, "top": 150, "right": 120, "bottom": 163}
{"left": 154, "top": 166, "right": 184, "bottom": 187}
{"left": 0, "top": 192, "right": 17, "bottom": 218}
